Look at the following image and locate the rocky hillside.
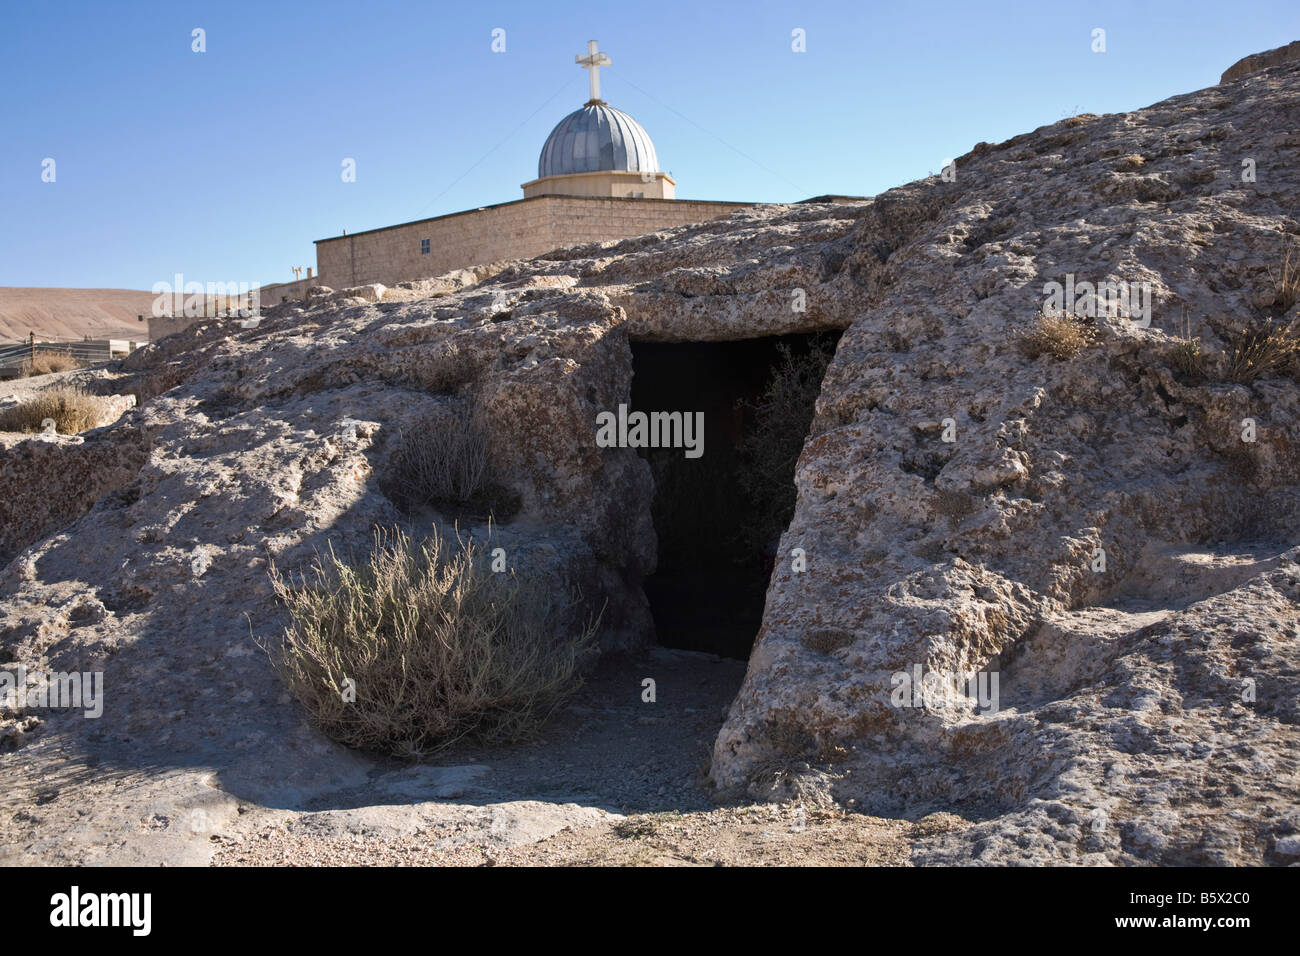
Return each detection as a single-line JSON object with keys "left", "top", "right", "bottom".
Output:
{"left": 2, "top": 57, "right": 1299, "bottom": 865}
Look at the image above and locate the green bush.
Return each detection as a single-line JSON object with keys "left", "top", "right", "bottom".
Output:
{"left": 267, "top": 526, "right": 597, "bottom": 757}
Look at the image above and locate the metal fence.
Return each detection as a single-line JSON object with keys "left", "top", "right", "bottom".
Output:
{"left": 0, "top": 339, "right": 122, "bottom": 375}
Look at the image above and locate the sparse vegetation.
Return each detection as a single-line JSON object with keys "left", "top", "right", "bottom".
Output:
{"left": 381, "top": 402, "right": 520, "bottom": 520}
{"left": 267, "top": 526, "right": 598, "bottom": 757}
{"left": 1018, "top": 310, "right": 1098, "bottom": 360}
{"left": 736, "top": 332, "right": 838, "bottom": 553}
{"left": 1165, "top": 309, "right": 1300, "bottom": 386}
{"left": 1255, "top": 242, "right": 1300, "bottom": 316}
{"left": 0, "top": 386, "right": 109, "bottom": 434}
{"left": 1167, "top": 313, "right": 1210, "bottom": 381}
{"left": 1222, "top": 317, "right": 1300, "bottom": 384}
{"left": 21, "top": 350, "right": 84, "bottom": 377}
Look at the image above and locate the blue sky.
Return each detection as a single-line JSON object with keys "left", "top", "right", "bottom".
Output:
{"left": 1, "top": 0, "right": 1296, "bottom": 290}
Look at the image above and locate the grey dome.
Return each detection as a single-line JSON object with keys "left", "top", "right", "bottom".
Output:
{"left": 537, "top": 104, "right": 659, "bottom": 178}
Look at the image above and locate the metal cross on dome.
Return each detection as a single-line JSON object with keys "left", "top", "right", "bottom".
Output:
{"left": 576, "top": 40, "right": 611, "bottom": 104}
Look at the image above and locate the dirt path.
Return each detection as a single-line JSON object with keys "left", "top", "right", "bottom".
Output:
{"left": 214, "top": 802, "right": 933, "bottom": 867}
{"left": 212, "top": 647, "right": 965, "bottom": 865}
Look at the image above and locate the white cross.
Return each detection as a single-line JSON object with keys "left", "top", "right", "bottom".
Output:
{"left": 575, "top": 40, "right": 611, "bottom": 104}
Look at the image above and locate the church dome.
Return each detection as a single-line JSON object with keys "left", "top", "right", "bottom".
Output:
{"left": 537, "top": 104, "right": 659, "bottom": 179}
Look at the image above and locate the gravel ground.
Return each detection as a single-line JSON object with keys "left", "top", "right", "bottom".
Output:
{"left": 212, "top": 647, "right": 967, "bottom": 866}
{"left": 213, "top": 804, "right": 970, "bottom": 867}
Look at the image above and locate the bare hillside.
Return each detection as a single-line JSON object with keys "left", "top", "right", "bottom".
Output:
{"left": 0, "top": 288, "right": 155, "bottom": 343}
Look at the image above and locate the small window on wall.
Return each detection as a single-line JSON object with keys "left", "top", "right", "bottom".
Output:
{"left": 420, "top": 238, "right": 431, "bottom": 254}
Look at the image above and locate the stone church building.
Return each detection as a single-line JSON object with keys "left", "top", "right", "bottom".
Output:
{"left": 258, "top": 42, "right": 755, "bottom": 305}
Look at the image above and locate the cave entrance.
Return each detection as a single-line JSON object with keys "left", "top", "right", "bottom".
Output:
{"left": 630, "top": 330, "right": 842, "bottom": 659}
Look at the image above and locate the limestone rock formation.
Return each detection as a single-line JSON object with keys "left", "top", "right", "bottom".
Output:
{"left": 1221, "top": 40, "right": 1300, "bottom": 83}
{"left": 2, "top": 55, "right": 1300, "bottom": 865}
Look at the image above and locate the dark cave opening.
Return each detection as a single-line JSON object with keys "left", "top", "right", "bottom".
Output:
{"left": 630, "top": 330, "right": 842, "bottom": 659}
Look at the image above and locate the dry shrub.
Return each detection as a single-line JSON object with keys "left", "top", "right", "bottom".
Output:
{"left": 1222, "top": 317, "right": 1300, "bottom": 384}
{"left": 0, "top": 387, "right": 109, "bottom": 434}
{"left": 1019, "top": 311, "right": 1098, "bottom": 360}
{"left": 735, "top": 332, "right": 839, "bottom": 553}
{"left": 22, "top": 350, "right": 84, "bottom": 377}
{"left": 268, "top": 526, "right": 598, "bottom": 757}
{"left": 1168, "top": 337, "right": 1209, "bottom": 381}
{"left": 1167, "top": 314, "right": 1210, "bottom": 381}
{"left": 1255, "top": 243, "right": 1300, "bottom": 316}
{"left": 381, "top": 403, "right": 520, "bottom": 520}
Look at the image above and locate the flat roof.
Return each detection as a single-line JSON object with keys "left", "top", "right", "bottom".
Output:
{"left": 798, "top": 194, "right": 870, "bottom": 204}
{"left": 314, "top": 194, "right": 759, "bottom": 245}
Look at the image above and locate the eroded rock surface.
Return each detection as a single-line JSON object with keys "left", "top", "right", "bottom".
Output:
{"left": 3, "top": 57, "right": 1299, "bottom": 865}
{"left": 1221, "top": 40, "right": 1300, "bottom": 83}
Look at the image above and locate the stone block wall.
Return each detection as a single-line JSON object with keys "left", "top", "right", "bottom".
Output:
{"left": 257, "top": 277, "right": 316, "bottom": 306}
{"left": 315, "top": 195, "right": 753, "bottom": 289}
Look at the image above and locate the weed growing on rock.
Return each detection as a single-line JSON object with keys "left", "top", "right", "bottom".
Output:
{"left": 1167, "top": 314, "right": 1210, "bottom": 382}
{"left": 1221, "top": 317, "right": 1300, "bottom": 385}
{"left": 0, "top": 387, "right": 110, "bottom": 434}
{"left": 1255, "top": 242, "right": 1300, "bottom": 316}
{"left": 381, "top": 402, "right": 520, "bottom": 520}
{"left": 267, "top": 526, "right": 597, "bottom": 757}
{"left": 1018, "top": 310, "right": 1098, "bottom": 360}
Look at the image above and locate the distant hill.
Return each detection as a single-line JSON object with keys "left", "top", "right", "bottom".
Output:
{"left": 0, "top": 288, "right": 157, "bottom": 343}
